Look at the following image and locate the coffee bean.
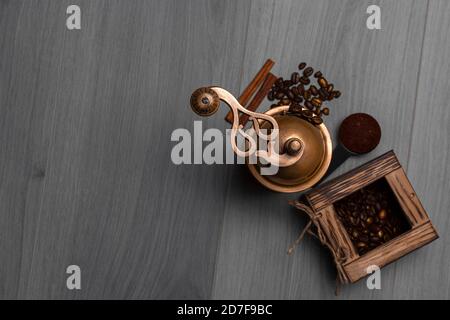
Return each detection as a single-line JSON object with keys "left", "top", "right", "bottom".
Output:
{"left": 378, "top": 209, "right": 387, "bottom": 220}
{"left": 310, "top": 85, "right": 319, "bottom": 96}
{"left": 276, "top": 77, "right": 283, "bottom": 87}
{"left": 318, "top": 77, "right": 328, "bottom": 88}
{"left": 305, "top": 100, "right": 314, "bottom": 110}
{"left": 300, "top": 76, "right": 310, "bottom": 85}
{"left": 311, "top": 116, "right": 323, "bottom": 125}
{"left": 327, "top": 84, "right": 334, "bottom": 92}
{"left": 334, "top": 91, "right": 341, "bottom": 98}
{"left": 294, "top": 96, "right": 304, "bottom": 103}
{"left": 314, "top": 106, "right": 321, "bottom": 114}
{"left": 289, "top": 104, "right": 302, "bottom": 113}
{"left": 311, "top": 98, "right": 322, "bottom": 107}
{"left": 303, "top": 90, "right": 311, "bottom": 100}
{"left": 291, "top": 72, "right": 300, "bottom": 84}
{"left": 269, "top": 63, "right": 341, "bottom": 126}
{"left": 301, "top": 109, "right": 314, "bottom": 118}
{"left": 303, "top": 67, "right": 314, "bottom": 77}
{"left": 281, "top": 98, "right": 290, "bottom": 105}
{"left": 275, "top": 92, "right": 285, "bottom": 99}
{"left": 356, "top": 242, "right": 367, "bottom": 248}
{"left": 328, "top": 92, "right": 336, "bottom": 100}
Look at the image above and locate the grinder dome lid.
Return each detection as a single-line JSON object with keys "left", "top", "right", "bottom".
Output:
{"left": 248, "top": 106, "right": 332, "bottom": 193}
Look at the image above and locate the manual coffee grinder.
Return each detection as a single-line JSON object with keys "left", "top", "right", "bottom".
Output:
{"left": 190, "top": 84, "right": 332, "bottom": 193}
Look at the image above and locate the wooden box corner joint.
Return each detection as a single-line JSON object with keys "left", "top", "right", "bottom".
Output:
{"left": 304, "top": 150, "right": 439, "bottom": 284}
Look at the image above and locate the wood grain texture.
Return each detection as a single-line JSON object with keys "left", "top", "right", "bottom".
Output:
{"left": 385, "top": 168, "right": 428, "bottom": 225}
{"left": 389, "top": 0, "right": 450, "bottom": 300}
{"left": 0, "top": 0, "right": 449, "bottom": 299}
{"left": 0, "top": 0, "right": 250, "bottom": 299}
{"left": 344, "top": 222, "right": 438, "bottom": 283}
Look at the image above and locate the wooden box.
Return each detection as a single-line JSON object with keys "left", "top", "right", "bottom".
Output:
{"left": 304, "top": 150, "right": 438, "bottom": 283}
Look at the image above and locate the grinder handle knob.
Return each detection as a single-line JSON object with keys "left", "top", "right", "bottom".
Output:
{"left": 190, "top": 87, "right": 220, "bottom": 116}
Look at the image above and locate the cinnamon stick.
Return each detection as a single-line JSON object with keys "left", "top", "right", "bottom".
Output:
{"left": 239, "top": 73, "right": 277, "bottom": 126}
{"left": 225, "top": 59, "right": 275, "bottom": 123}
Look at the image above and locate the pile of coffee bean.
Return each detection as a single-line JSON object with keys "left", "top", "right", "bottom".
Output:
{"left": 267, "top": 62, "right": 341, "bottom": 125}
{"left": 333, "top": 179, "right": 411, "bottom": 256}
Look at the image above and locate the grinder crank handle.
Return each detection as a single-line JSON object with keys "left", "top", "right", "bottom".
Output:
{"left": 190, "top": 87, "right": 304, "bottom": 167}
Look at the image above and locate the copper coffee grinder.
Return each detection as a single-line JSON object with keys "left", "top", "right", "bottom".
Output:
{"left": 189, "top": 60, "right": 334, "bottom": 193}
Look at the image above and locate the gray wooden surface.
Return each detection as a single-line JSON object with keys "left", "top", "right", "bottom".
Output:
{"left": 0, "top": 0, "right": 448, "bottom": 299}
